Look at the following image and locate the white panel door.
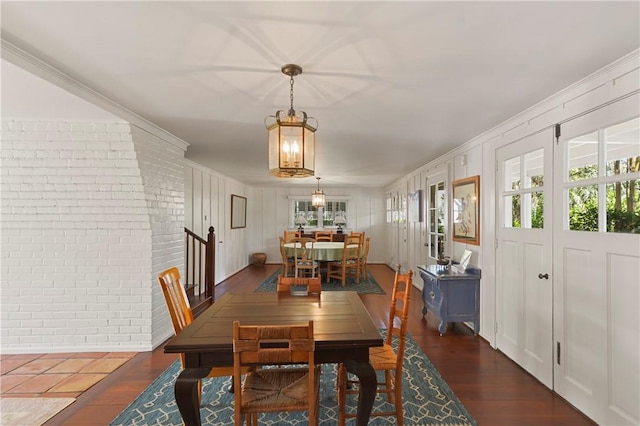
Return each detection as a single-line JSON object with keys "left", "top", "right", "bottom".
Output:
{"left": 553, "top": 95, "right": 639, "bottom": 425}
{"left": 496, "top": 130, "right": 554, "bottom": 388}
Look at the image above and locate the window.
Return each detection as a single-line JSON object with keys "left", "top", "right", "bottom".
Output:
{"left": 292, "top": 199, "right": 348, "bottom": 227}
{"left": 322, "top": 201, "right": 347, "bottom": 226}
{"left": 386, "top": 193, "right": 406, "bottom": 224}
{"left": 427, "top": 179, "right": 446, "bottom": 259}
{"left": 502, "top": 148, "right": 545, "bottom": 229}
{"left": 565, "top": 117, "right": 639, "bottom": 233}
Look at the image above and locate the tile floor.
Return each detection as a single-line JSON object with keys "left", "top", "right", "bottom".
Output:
{"left": 1, "top": 352, "right": 136, "bottom": 398}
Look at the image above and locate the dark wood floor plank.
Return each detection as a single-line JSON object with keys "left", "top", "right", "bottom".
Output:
{"left": 45, "top": 263, "right": 594, "bottom": 425}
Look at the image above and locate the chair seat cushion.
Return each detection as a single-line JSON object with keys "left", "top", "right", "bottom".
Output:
{"left": 369, "top": 343, "right": 397, "bottom": 370}
{"left": 241, "top": 366, "right": 320, "bottom": 411}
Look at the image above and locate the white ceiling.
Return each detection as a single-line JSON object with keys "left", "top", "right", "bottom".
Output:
{"left": 1, "top": 1, "right": 638, "bottom": 188}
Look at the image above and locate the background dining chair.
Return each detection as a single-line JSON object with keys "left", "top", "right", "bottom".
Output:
{"left": 314, "top": 230, "right": 333, "bottom": 242}
{"left": 279, "top": 237, "right": 295, "bottom": 277}
{"left": 292, "top": 237, "right": 319, "bottom": 278}
{"left": 349, "top": 231, "right": 365, "bottom": 246}
{"left": 233, "top": 321, "right": 320, "bottom": 426}
{"left": 326, "top": 234, "right": 361, "bottom": 286}
{"left": 277, "top": 275, "right": 322, "bottom": 295}
{"left": 359, "top": 236, "right": 371, "bottom": 277}
{"left": 337, "top": 266, "right": 413, "bottom": 425}
{"left": 283, "top": 230, "right": 300, "bottom": 243}
{"left": 157, "top": 267, "right": 240, "bottom": 400}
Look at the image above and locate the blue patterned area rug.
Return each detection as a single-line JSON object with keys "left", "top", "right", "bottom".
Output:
{"left": 255, "top": 269, "right": 385, "bottom": 294}
{"left": 110, "top": 332, "right": 476, "bottom": 426}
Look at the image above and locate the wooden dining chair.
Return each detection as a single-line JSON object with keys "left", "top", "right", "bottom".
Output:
{"left": 157, "top": 267, "right": 240, "bottom": 400}
{"left": 233, "top": 321, "right": 320, "bottom": 426}
{"left": 277, "top": 275, "right": 322, "bottom": 295}
{"left": 292, "top": 237, "right": 319, "bottom": 278}
{"left": 337, "top": 266, "right": 413, "bottom": 425}
{"left": 326, "top": 234, "right": 361, "bottom": 286}
{"left": 349, "top": 231, "right": 365, "bottom": 245}
{"left": 359, "top": 236, "right": 371, "bottom": 277}
{"left": 283, "top": 230, "right": 300, "bottom": 243}
{"left": 314, "top": 230, "right": 333, "bottom": 242}
{"left": 279, "top": 237, "right": 295, "bottom": 277}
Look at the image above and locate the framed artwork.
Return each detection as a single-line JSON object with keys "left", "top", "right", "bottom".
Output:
{"left": 452, "top": 175, "right": 479, "bottom": 245}
{"left": 231, "top": 194, "right": 247, "bottom": 229}
{"left": 408, "top": 190, "right": 423, "bottom": 222}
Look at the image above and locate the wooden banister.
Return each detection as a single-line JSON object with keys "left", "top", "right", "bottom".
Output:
{"left": 184, "top": 226, "right": 216, "bottom": 316}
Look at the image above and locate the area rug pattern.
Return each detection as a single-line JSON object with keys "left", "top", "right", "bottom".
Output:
{"left": 255, "top": 269, "right": 385, "bottom": 294}
{"left": 110, "top": 332, "right": 476, "bottom": 426}
{"left": 1, "top": 397, "right": 75, "bottom": 426}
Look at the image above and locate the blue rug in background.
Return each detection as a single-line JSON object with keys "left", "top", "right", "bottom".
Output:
{"left": 255, "top": 269, "right": 385, "bottom": 294}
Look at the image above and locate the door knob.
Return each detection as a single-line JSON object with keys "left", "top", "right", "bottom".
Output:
{"left": 538, "top": 273, "right": 549, "bottom": 280}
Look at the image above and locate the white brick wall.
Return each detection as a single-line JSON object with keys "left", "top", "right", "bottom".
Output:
{"left": 129, "top": 126, "right": 185, "bottom": 348}
{"left": 1, "top": 120, "right": 185, "bottom": 353}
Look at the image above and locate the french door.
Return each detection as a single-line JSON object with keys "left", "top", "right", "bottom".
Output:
{"left": 553, "top": 94, "right": 639, "bottom": 425}
{"left": 496, "top": 129, "right": 554, "bottom": 388}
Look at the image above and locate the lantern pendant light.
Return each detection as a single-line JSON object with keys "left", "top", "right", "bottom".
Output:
{"left": 312, "top": 177, "right": 325, "bottom": 208}
{"left": 265, "top": 64, "right": 317, "bottom": 178}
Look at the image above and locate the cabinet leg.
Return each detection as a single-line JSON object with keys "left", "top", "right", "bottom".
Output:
{"left": 438, "top": 321, "right": 447, "bottom": 335}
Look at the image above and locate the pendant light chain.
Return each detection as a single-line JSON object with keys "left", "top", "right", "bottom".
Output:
{"left": 288, "top": 75, "right": 295, "bottom": 116}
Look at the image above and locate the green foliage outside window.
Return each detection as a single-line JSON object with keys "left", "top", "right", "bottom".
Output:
{"left": 568, "top": 159, "right": 639, "bottom": 233}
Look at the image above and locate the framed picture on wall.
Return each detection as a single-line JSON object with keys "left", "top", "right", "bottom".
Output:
{"left": 231, "top": 194, "right": 247, "bottom": 229}
{"left": 408, "top": 190, "right": 423, "bottom": 222}
{"left": 452, "top": 175, "right": 479, "bottom": 245}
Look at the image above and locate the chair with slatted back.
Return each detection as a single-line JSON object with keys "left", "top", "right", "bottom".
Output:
{"left": 158, "top": 267, "right": 242, "bottom": 399}
{"left": 277, "top": 275, "right": 322, "bottom": 295}
{"left": 337, "top": 265, "right": 413, "bottom": 425}
{"left": 349, "top": 231, "right": 365, "bottom": 246}
{"left": 359, "top": 236, "right": 371, "bottom": 277}
{"left": 291, "top": 237, "right": 319, "bottom": 278}
{"left": 233, "top": 321, "right": 320, "bottom": 426}
{"left": 314, "top": 230, "right": 333, "bottom": 242}
{"left": 326, "top": 234, "right": 361, "bottom": 286}
{"left": 283, "top": 230, "right": 300, "bottom": 243}
{"left": 279, "top": 237, "right": 295, "bottom": 277}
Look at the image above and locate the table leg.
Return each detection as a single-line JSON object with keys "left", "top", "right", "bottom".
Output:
{"left": 174, "top": 367, "right": 210, "bottom": 426}
{"left": 344, "top": 360, "right": 376, "bottom": 426}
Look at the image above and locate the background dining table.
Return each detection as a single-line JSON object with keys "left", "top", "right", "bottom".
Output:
{"left": 284, "top": 241, "right": 359, "bottom": 261}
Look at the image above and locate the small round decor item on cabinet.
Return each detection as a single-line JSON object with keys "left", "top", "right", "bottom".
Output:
{"left": 252, "top": 252, "right": 267, "bottom": 266}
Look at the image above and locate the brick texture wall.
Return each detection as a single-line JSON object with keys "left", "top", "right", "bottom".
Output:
{"left": 1, "top": 120, "right": 185, "bottom": 353}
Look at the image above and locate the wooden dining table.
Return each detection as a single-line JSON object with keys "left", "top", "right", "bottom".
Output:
{"left": 164, "top": 291, "right": 383, "bottom": 426}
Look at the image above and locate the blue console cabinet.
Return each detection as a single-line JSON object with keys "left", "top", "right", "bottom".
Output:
{"left": 418, "top": 264, "right": 480, "bottom": 335}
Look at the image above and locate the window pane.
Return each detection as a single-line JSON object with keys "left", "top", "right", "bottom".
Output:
{"left": 524, "top": 149, "right": 544, "bottom": 188}
{"left": 429, "top": 206, "right": 436, "bottom": 231}
{"left": 605, "top": 117, "right": 640, "bottom": 177}
{"left": 568, "top": 131, "right": 598, "bottom": 181}
{"left": 606, "top": 181, "right": 640, "bottom": 233}
{"left": 430, "top": 234, "right": 437, "bottom": 258}
{"left": 569, "top": 185, "right": 598, "bottom": 231}
{"left": 436, "top": 182, "right": 445, "bottom": 209}
{"left": 530, "top": 191, "right": 544, "bottom": 229}
{"left": 504, "top": 156, "right": 521, "bottom": 191}
{"left": 505, "top": 194, "right": 521, "bottom": 228}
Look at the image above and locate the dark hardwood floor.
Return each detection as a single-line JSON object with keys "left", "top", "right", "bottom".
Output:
{"left": 47, "top": 264, "right": 595, "bottom": 425}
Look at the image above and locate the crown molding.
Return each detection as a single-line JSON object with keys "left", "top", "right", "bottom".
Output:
{"left": 1, "top": 37, "right": 189, "bottom": 151}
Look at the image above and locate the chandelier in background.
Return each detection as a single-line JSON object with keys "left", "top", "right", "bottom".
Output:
{"left": 312, "top": 177, "right": 325, "bottom": 208}
{"left": 265, "top": 64, "right": 317, "bottom": 178}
